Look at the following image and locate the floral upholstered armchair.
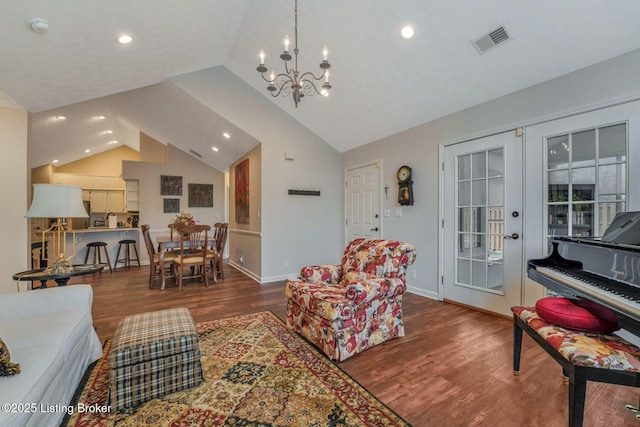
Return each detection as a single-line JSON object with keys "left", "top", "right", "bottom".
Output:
{"left": 285, "top": 238, "right": 416, "bottom": 361}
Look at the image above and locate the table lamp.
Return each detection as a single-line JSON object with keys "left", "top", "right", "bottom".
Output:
{"left": 25, "top": 184, "right": 89, "bottom": 274}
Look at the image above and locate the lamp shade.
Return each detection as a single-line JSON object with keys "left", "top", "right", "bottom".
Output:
{"left": 25, "top": 184, "right": 89, "bottom": 218}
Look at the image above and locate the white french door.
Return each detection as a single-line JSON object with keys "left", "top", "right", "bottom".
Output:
{"left": 442, "top": 130, "right": 523, "bottom": 316}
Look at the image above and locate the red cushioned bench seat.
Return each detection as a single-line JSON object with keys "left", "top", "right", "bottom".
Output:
{"left": 512, "top": 306, "right": 640, "bottom": 427}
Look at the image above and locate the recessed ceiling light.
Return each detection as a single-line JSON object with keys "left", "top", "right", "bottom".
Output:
{"left": 52, "top": 159, "right": 59, "bottom": 163}
{"left": 117, "top": 34, "right": 133, "bottom": 45}
{"left": 104, "top": 129, "right": 113, "bottom": 134}
{"left": 108, "top": 140, "right": 118, "bottom": 145}
{"left": 222, "top": 132, "right": 231, "bottom": 139}
{"left": 55, "top": 115, "right": 66, "bottom": 120}
{"left": 95, "top": 115, "right": 106, "bottom": 120}
{"left": 84, "top": 149, "right": 91, "bottom": 153}
{"left": 400, "top": 25, "right": 415, "bottom": 39}
{"left": 212, "top": 146, "right": 219, "bottom": 152}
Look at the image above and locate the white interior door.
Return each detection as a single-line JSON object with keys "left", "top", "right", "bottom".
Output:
{"left": 442, "top": 131, "right": 523, "bottom": 316}
{"left": 346, "top": 163, "right": 381, "bottom": 242}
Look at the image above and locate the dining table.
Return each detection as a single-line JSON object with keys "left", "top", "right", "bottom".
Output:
{"left": 156, "top": 234, "right": 217, "bottom": 290}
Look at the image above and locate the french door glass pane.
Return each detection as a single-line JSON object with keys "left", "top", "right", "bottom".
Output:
{"left": 488, "top": 148, "right": 504, "bottom": 177}
{"left": 546, "top": 123, "right": 627, "bottom": 238}
{"left": 599, "top": 124, "right": 626, "bottom": 163}
{"left": 472, "top": 235, "right": 486, "bottom": 260}
{"left": 472, "top": 180, "right": 486, "bottom": 205}
{"left": 458, "top": 182, "right": 471, "bottom": 206}
{"left": 488, "top": 263, "right": 503, "bottom": 290}
{"left": 599, "top": 164, "right": 625, "bottom": 196}
{"left": 459, "top": 155, "right": 471, "bottom": 179}
{"left": 572, "top": 129, "right": 596, "bottom": 167}
{"left": 571, "top": 168, "right": 595, "bottom": 197}
{"left": 472, "top": 152, "right": 486, "bottom": 178}
{"left": 472, "top": 261, "right": 487, "bottom": 287}
{"left": 459, "top": 207, "right": 472, "bottom": 232}
{"left": 473, "top": 207, "right": 486, "bottom": 233}
{"left": 457, "top": 259, "right": 470, "bottom": 285}
{"left": 548, "top": 135, "right": 569, "bottom": 169}
{"left": 488, "top": 178, "right": 504, "bottom": 206}
{"left": 456, "top": 149, "right": 504, "bottom": 294}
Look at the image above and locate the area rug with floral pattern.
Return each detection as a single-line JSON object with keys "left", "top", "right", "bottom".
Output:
{"left": 63, "top": 311, "right": 410, "bottom": 426}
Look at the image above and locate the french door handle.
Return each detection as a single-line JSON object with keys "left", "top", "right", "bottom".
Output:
{"left": 370, "top": 227, "right": 379, "bottom": 232}
{"left": 504, "top": 233, "right": 519, "bottom": 240}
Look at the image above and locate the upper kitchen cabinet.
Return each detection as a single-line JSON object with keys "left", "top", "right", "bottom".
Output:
{"left": 91, "top": 190, "right": 126, "bottom": 213}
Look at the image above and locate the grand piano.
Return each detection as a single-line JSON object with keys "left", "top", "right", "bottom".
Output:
{"left": 528, "top": 211, "right": 640, "bottom": 337}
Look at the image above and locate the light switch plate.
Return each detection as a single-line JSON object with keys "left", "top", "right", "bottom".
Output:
{"left": 395, "top": 208, "right": 402, "bottom": 217}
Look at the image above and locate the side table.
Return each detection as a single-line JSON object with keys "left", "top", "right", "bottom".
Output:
{"left": 13, "top": 264, "right": 105, "bottom": 289}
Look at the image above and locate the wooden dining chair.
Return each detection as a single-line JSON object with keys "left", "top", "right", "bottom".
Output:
{"left": 173, "top": 224, "right": 212, "bottom": 291}
{"left": 141, "top": 224, "right": 178, "bottom": 287}
{"left": 210, "top": 223, "right": 228, "bottom": 279}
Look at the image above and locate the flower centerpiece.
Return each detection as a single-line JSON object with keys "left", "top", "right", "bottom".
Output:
{"left": 168, "top": 212, "right": 196, "bottom": 238}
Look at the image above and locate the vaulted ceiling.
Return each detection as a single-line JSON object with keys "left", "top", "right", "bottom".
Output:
{"left": 2, "top": 0, "right": 640, "bottom": 170}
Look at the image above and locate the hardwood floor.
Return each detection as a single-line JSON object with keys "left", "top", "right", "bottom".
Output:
{"left": 62, "top": 264, "right": 639, "bottom": 426}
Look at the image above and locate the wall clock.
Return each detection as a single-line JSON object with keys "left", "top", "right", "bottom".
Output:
{"left": 397, "top": 165, "right": 414, "bottom": 206}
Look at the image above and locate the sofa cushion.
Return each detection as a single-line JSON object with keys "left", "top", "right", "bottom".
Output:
{"left": 0, "top": 337, "right": 20, "bottom": 376}
{"left": 0, "top": 345, "right": 64, "bottom": 426}
{"left": 535, "top": 297, "right": 619, "bottom": 333}
{"left": 0, "top": 309, "right": 91, "bottom": 357}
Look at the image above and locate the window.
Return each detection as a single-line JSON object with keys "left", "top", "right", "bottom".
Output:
{"left": 546, "top": 123, "right": 627, "bottom": 239}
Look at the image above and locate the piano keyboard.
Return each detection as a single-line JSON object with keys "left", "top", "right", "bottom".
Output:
{"left": 535, "top": 266, "right": 640, "bottom": 320}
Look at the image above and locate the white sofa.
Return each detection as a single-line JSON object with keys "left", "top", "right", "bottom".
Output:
{"left": 0, "top": 285, "right": 103, "bottom": 427}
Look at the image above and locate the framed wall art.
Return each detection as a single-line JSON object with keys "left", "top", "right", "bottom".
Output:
{"left": 160, "top": 175, "right": 182, "bottom": 196}
{"left": 235, "top": 158, "right": 249, "bottom": 224}
{"left": 163, "top": 198, "right": 180, "bottom": 213}
{"left": 188, "top": 183, "right": 213, "bottom": 207}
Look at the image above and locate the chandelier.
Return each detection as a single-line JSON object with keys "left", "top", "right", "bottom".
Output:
{"left": 256, "top": 0, "right": 331, "bottom": 107}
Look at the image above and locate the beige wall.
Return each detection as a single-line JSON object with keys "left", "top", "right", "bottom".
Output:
{"left": 0, "top": 106, "right": 29, "bottom": 293}
{"left": 55, "top": 145, "right": 139, "bottom": 176}
{"left": 31, "top": 164, "right": 54, "bottom": 184}
{"left": 140, "top": 131, "right": 167, "bottom": 163}
{"left": 228, "top": 144, "right": 261, "bottom": 281}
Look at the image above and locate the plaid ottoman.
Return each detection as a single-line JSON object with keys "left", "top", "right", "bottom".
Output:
{"left": 108, "top": 307, "right": 203, "bottom": 410}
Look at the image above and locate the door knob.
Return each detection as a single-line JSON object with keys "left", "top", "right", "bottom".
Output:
{"left": 370, "top": 227, "right": 379, "bottom": 232}
{"left": 504, "top": 233, "right": 519, "bottom": 240}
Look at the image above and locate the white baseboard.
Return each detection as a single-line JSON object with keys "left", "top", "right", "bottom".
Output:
{"left": 228, "top": 261, "right": 261, "bottom": 283}
{"left": 406, "top": 285, "right": 439, "bottom": 301}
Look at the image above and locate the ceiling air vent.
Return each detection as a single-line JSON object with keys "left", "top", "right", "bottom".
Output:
{"left": 472, "top": 26, "right": 511, "bottom": 54}
{"left": 189, "top": 149, "right": 203, "bottom": 158}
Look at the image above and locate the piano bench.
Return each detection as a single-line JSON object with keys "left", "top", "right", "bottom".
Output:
{"left": 512, "top": 306, "right": 640, "bottom": 427}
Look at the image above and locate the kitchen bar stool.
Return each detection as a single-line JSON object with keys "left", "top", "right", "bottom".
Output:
{"left": 83, "top": 241, "right": 112, "bottom": 272}
{"left": 114, "top": 239, "right": 141, "bottom": 269}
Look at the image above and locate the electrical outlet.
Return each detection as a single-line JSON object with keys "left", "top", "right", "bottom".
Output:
{"left": 239, "top": 254, "right": 244, "bottom": 265}
{"left": 395, "top": 208, "right": 402, "bottom": 217}
{"left": 411, "top": 270, "right": 417, "bottom": 279}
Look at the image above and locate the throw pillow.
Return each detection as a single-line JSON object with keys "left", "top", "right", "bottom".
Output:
{"left": 535, "top": 297, "right": 619, "bottom": 333}
{"left": 0, "top": 337, "right": 20, "bottom": 376}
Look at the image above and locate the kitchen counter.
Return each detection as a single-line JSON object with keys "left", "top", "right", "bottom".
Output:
{"left": 62, "top": 228, "right": 147, "bottom": 267}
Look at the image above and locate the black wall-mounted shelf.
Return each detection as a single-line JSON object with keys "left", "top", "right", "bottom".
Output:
{"left": 288, "top": 189, "right": 321, "bottom": 196}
